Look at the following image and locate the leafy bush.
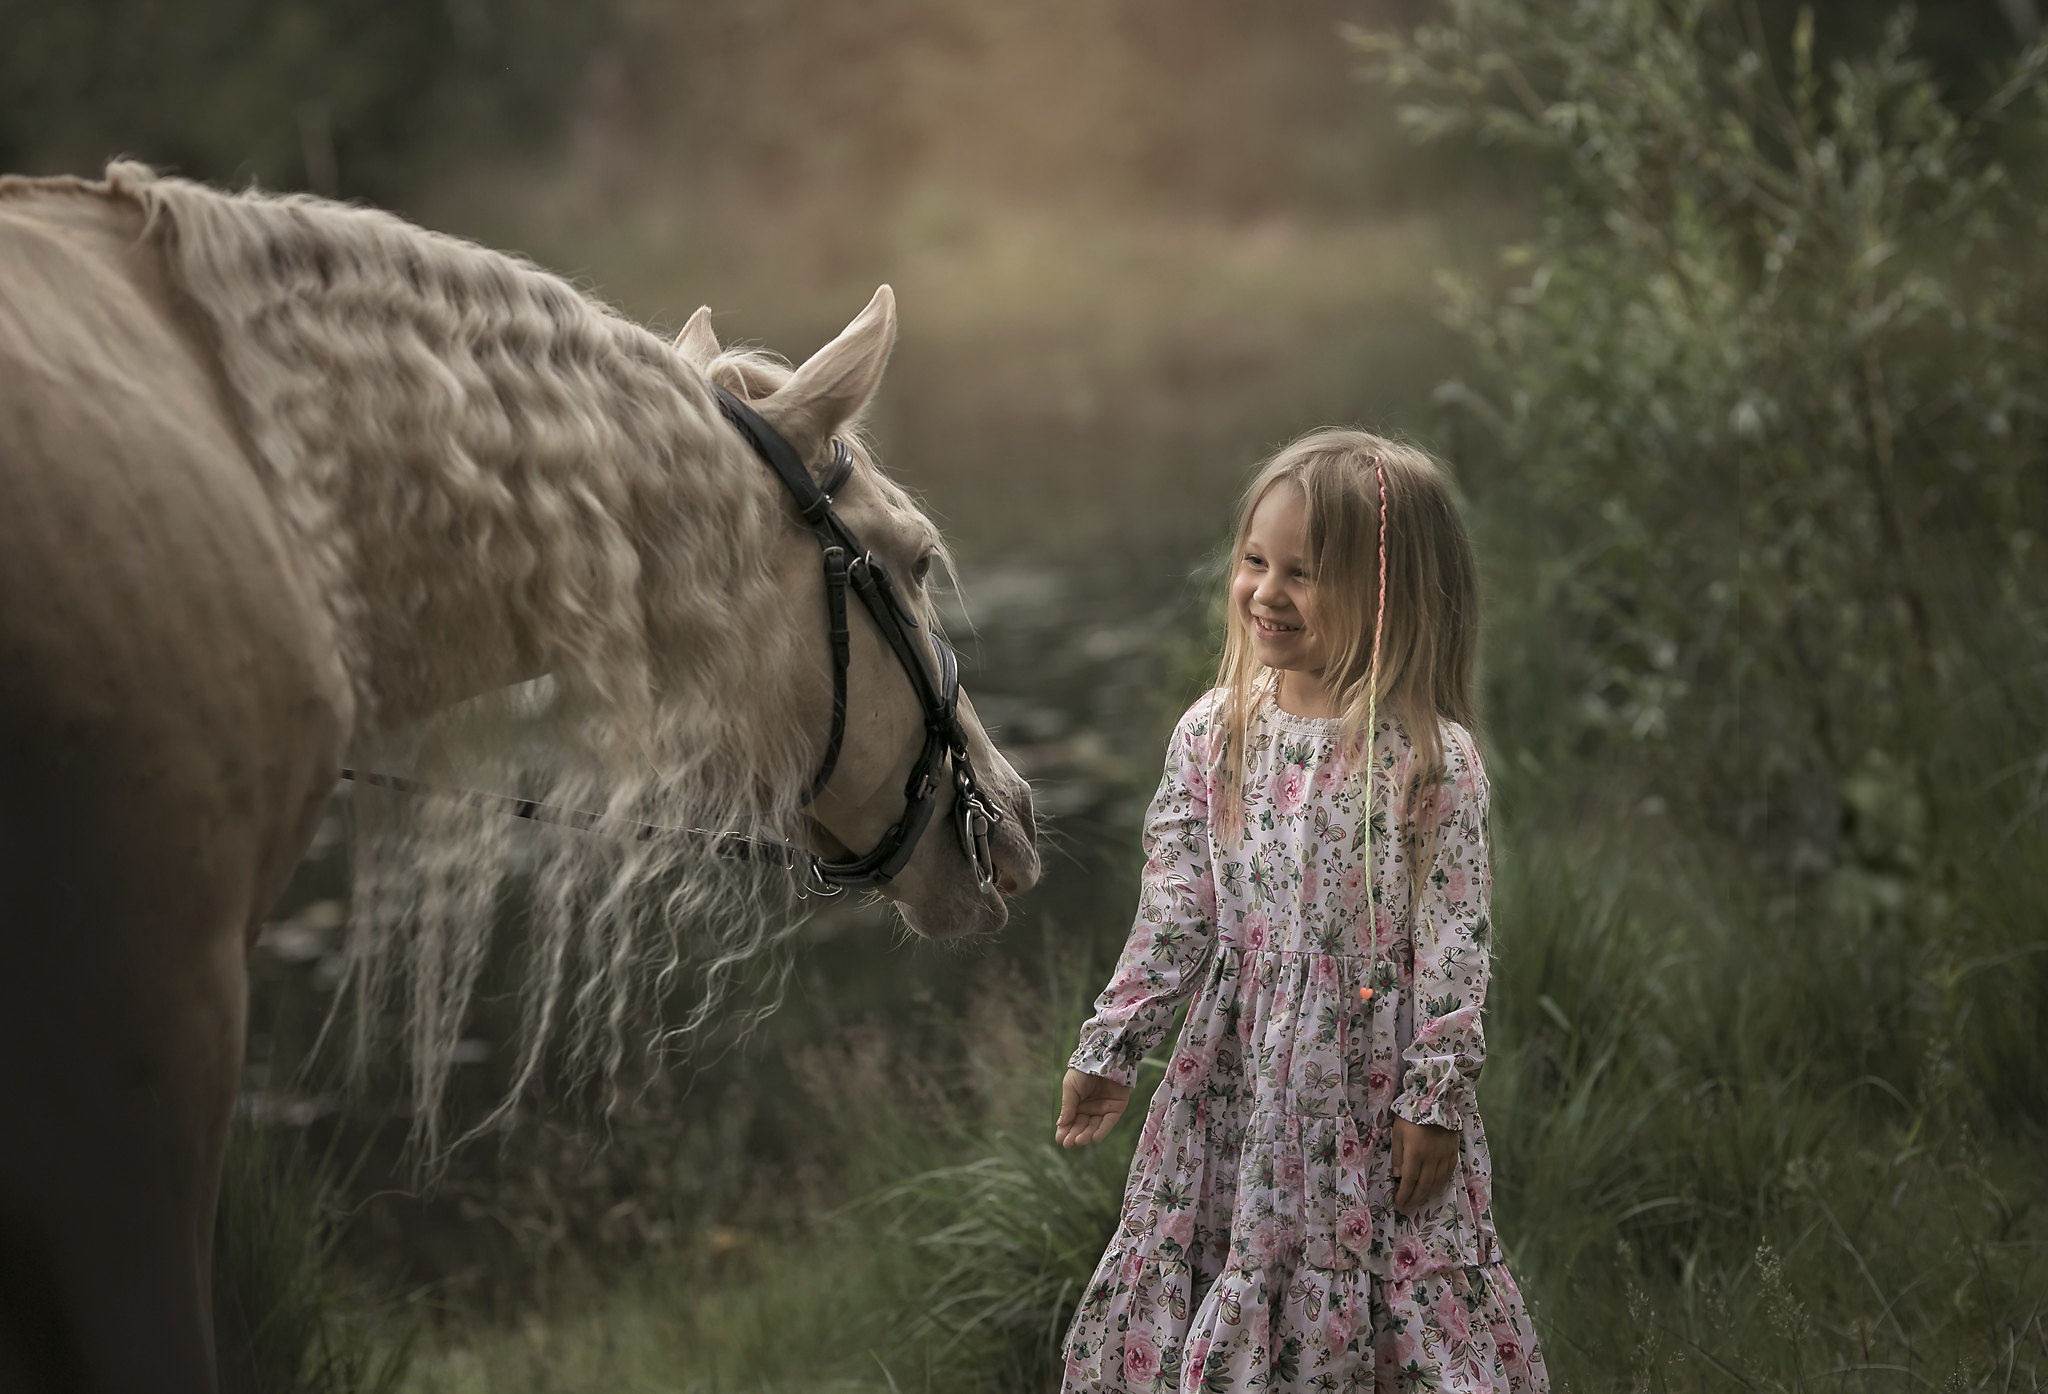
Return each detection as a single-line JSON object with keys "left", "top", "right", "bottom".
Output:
{"left": 1357, "top": 1, "right": 2048, "bottom": 861}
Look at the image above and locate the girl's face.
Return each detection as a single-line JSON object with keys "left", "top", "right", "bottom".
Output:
{"left": 1232, "top": 481, "right": 1326, "bottom": 678}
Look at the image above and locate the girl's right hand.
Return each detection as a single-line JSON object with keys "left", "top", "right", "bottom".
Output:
{"left": 1055, "top": 1068, "right": 1131, "bottom": 1148}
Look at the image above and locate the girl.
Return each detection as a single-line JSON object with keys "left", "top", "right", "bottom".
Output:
{"left": 1054, "top": 430, "right": 1547, "bottom": 1393}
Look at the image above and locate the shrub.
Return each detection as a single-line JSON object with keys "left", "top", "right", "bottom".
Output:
{"left": 1356, "top": 1, "right": 2048, "bottom": 861}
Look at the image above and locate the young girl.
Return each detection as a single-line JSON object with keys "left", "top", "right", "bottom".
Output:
{"left": 1054, "top": 430, "right": 1548, "bottom": 1393}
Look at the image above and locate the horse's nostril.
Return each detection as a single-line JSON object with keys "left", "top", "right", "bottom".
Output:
{"left": 996, "top": 851, "right": 1038, "bottom": 898}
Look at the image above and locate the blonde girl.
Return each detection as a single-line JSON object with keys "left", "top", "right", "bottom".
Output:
{"left": 1054, "top": 430, "right": 1547, "bottom": 1392}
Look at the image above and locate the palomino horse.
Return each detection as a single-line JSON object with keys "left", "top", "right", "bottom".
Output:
{"left": 0, "top": 164, "right": 1039, "bottom": 1394}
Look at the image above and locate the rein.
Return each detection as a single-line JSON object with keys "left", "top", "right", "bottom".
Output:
{"left": 338, "top": 383, "right": 1002, "bottom": 900}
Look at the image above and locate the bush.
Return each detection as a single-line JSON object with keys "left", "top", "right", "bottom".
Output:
{"left": 1356, "top": 1, "right": 2048, "bottom": 858}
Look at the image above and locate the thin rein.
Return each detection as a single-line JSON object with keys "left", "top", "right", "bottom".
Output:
{"left": 335, "top": 767, "right": 842, "bottom": 896}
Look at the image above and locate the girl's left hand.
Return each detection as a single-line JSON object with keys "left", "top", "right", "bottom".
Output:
{"left": 1055, "top": 1069, "right": 1131, "bottom": 1148}
{"left": 1390, "top": 1117, "right": 1458, "bottom": 1214}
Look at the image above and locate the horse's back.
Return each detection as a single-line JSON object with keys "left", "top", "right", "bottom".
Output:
{"left": 0, "top": 176, "right": 348, "bottom": 854}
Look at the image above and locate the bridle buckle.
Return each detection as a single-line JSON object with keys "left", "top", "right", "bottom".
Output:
{"left": 954, "top": 764, "right": 1001, "bottom": 888}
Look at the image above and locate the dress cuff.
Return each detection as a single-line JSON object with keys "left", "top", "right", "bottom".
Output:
{"left": 1068, "top": 1023, "right": 1142, "bottom": 1087}
{"left": 1392, "top": 1055, "right": 1473, "bottom": 1131}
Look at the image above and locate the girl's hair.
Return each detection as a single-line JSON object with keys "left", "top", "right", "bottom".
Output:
{"left": 1214, "top": 428, "right": 1480, "bottom": 898}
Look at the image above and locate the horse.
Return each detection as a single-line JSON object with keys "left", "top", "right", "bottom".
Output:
{"left": 0, "top": 163, "right": 1040, "bottom": 1394}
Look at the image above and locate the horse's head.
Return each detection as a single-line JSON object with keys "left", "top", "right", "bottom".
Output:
{"left": 674, "top": 288, "right": 1040, "bottom": 938}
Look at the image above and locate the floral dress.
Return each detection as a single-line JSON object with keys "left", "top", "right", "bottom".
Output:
{"left": 1062, "top": 688, "right": 1548, "bottom": 1394}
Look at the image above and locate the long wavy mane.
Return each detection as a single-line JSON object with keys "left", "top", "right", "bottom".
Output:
{"left": 109, "top": 163, "right": 816, "bottom": 1153}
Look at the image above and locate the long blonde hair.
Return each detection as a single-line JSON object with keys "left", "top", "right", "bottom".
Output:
{"left": 1214, "top": 429, "right": 1479, "bottom": 893}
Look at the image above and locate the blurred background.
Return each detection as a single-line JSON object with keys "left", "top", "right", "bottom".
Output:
{"left": 4, "top": 0, "right": 2045, "bottom": 1389}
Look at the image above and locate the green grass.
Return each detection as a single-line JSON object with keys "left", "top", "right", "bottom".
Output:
{"left": 397, "top": 1243, "right": 909, "bottom": 1393}
{"left": 214, "top": 1121, "right": 414, "bottom": 1394}
{"left": 383, "top": 779, "right": 2046, "bottom": 1392}
{"left": 1475, "top": 826, "right": 2048, "bottom": 1390}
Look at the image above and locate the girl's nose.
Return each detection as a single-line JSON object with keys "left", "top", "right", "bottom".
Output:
{"left": 1254, "top": 575, "right": 1290, "bottom": 610}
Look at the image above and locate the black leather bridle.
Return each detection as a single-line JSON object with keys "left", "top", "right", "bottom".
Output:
{"left": 710, "top": 384, "right": 1001, "bottom": 895}
{"left": 338, "top": 387, "right": 1004, "bottom": 900}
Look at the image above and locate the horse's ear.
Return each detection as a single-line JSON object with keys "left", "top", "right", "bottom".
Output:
{"left": 759, "top": 285, "right": 897, "bottom": 459}
{"left": 674, "top": 306, "right": 720, "bottom": 367}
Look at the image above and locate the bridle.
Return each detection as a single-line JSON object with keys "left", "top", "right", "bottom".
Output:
{"left": 709, "top": 384, "right": 1001, "bottom": 895}
{"left": 338, "top": 386, "right": 1005, "bottom": 901}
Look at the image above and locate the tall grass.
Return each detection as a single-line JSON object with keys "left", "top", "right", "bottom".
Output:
{"left": 396, "top": 768, "right": 2046, "bottom": 1392}
{"left": 213, "top": 1120, "right": 413, "bottom": 1394}
{"left": 393, "top": 980, "right": 1145, "bottom": 1394}
{"left": 1476, "top": 817, "right": 2048, "bottom": 1388}
{"left": 846, "top": 988, "right": 1148, "bottom": 1393}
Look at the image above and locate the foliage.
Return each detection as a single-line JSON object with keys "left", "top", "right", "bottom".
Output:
{"left": 856, "top": 1014, "right": 1145, "bottom": 1391}
{"left": 213, "top": 1120, "right": 413, "bottom": 1394}
{"left": 71, "top": 1, "right": 2043, "bottom": 1387}
{"left": 1357, "top": 1, "right": 2048, "bottom": 865}
{"left": 0, "top": 0, "right": 601, "bottom": 199}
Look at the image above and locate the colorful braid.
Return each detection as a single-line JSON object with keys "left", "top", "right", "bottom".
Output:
{"left": 1362, "top": 458, "right": 1389, "bottom": 989}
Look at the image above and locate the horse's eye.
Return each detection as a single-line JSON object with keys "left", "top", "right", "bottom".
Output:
{"left": 913, "top": 553, "right": 933, "bottom": 584}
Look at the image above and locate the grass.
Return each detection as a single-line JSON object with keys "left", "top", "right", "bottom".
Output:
{"left": 378, "top": 773, "right": 2046, "bottom": 1393}
{"left": 396, "top": 1244, "right": 907, "bottom": 1393}
{"left": 213, "top": 1121, "right": 414, "bottom": 1394}
{"left": 392, "top": 980, "right": 1149, "bottom": 1394}
{"left": 1476, "top": 831, "right": 2048, "bottom": 1389}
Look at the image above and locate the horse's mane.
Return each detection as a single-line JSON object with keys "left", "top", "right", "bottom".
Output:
{"left": 106, "top": 163, "right": 815, "bottom": 1156}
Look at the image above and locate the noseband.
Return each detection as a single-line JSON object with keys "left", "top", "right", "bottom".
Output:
{"left": 710, "top": 385, "right": 1002, "bottom": 895}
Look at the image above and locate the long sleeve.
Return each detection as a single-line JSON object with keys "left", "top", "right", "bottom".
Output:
{"left": 1392, "top": 729, "right": 1492, "bottom": 1131}
{"left": 1068, "top": 703, "right": 1219, "bottom": 1087}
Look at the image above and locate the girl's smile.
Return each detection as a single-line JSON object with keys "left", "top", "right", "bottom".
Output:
{"left": 1232, "top": 481, "right": 1335, "bottom": 713}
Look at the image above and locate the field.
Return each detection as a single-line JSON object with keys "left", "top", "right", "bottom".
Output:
{"left": 224, "top": 142, "right": 2046, "bottom": 1391}
{"left": 25, "top": 1, "right": 2031, "bottom": 1389}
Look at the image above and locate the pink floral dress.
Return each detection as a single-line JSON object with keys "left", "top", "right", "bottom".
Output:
{"left": 1062, "top": 688, "right": 1548, "bottom": 1394}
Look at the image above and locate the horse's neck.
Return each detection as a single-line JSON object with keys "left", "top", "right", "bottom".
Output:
{"left": 135, "top": 171, "right": 778, "bottom": 736}
{"left": 319, "top": 306, "right": 770, "bottom": 735}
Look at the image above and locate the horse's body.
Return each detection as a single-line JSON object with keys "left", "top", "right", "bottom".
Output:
{"left": 0, "top": 167, "right": 1036, "bottom": 1393}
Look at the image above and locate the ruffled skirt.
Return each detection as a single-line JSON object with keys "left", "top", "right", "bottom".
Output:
{"left": 1061, "top": 1247, "right": 1547, "bottom": 1393}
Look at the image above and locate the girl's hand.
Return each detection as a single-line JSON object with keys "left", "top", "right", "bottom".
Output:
{"left": 1055, "top": 1069, "right": 1131, "bottom": 1148}
{"left": 1390, "top": 1117, "right": 1459, "bottom": 1214}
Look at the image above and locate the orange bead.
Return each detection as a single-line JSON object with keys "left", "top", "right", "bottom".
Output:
{"left": 1358, "top": 986, "right": 1374, "bottom": 1002}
